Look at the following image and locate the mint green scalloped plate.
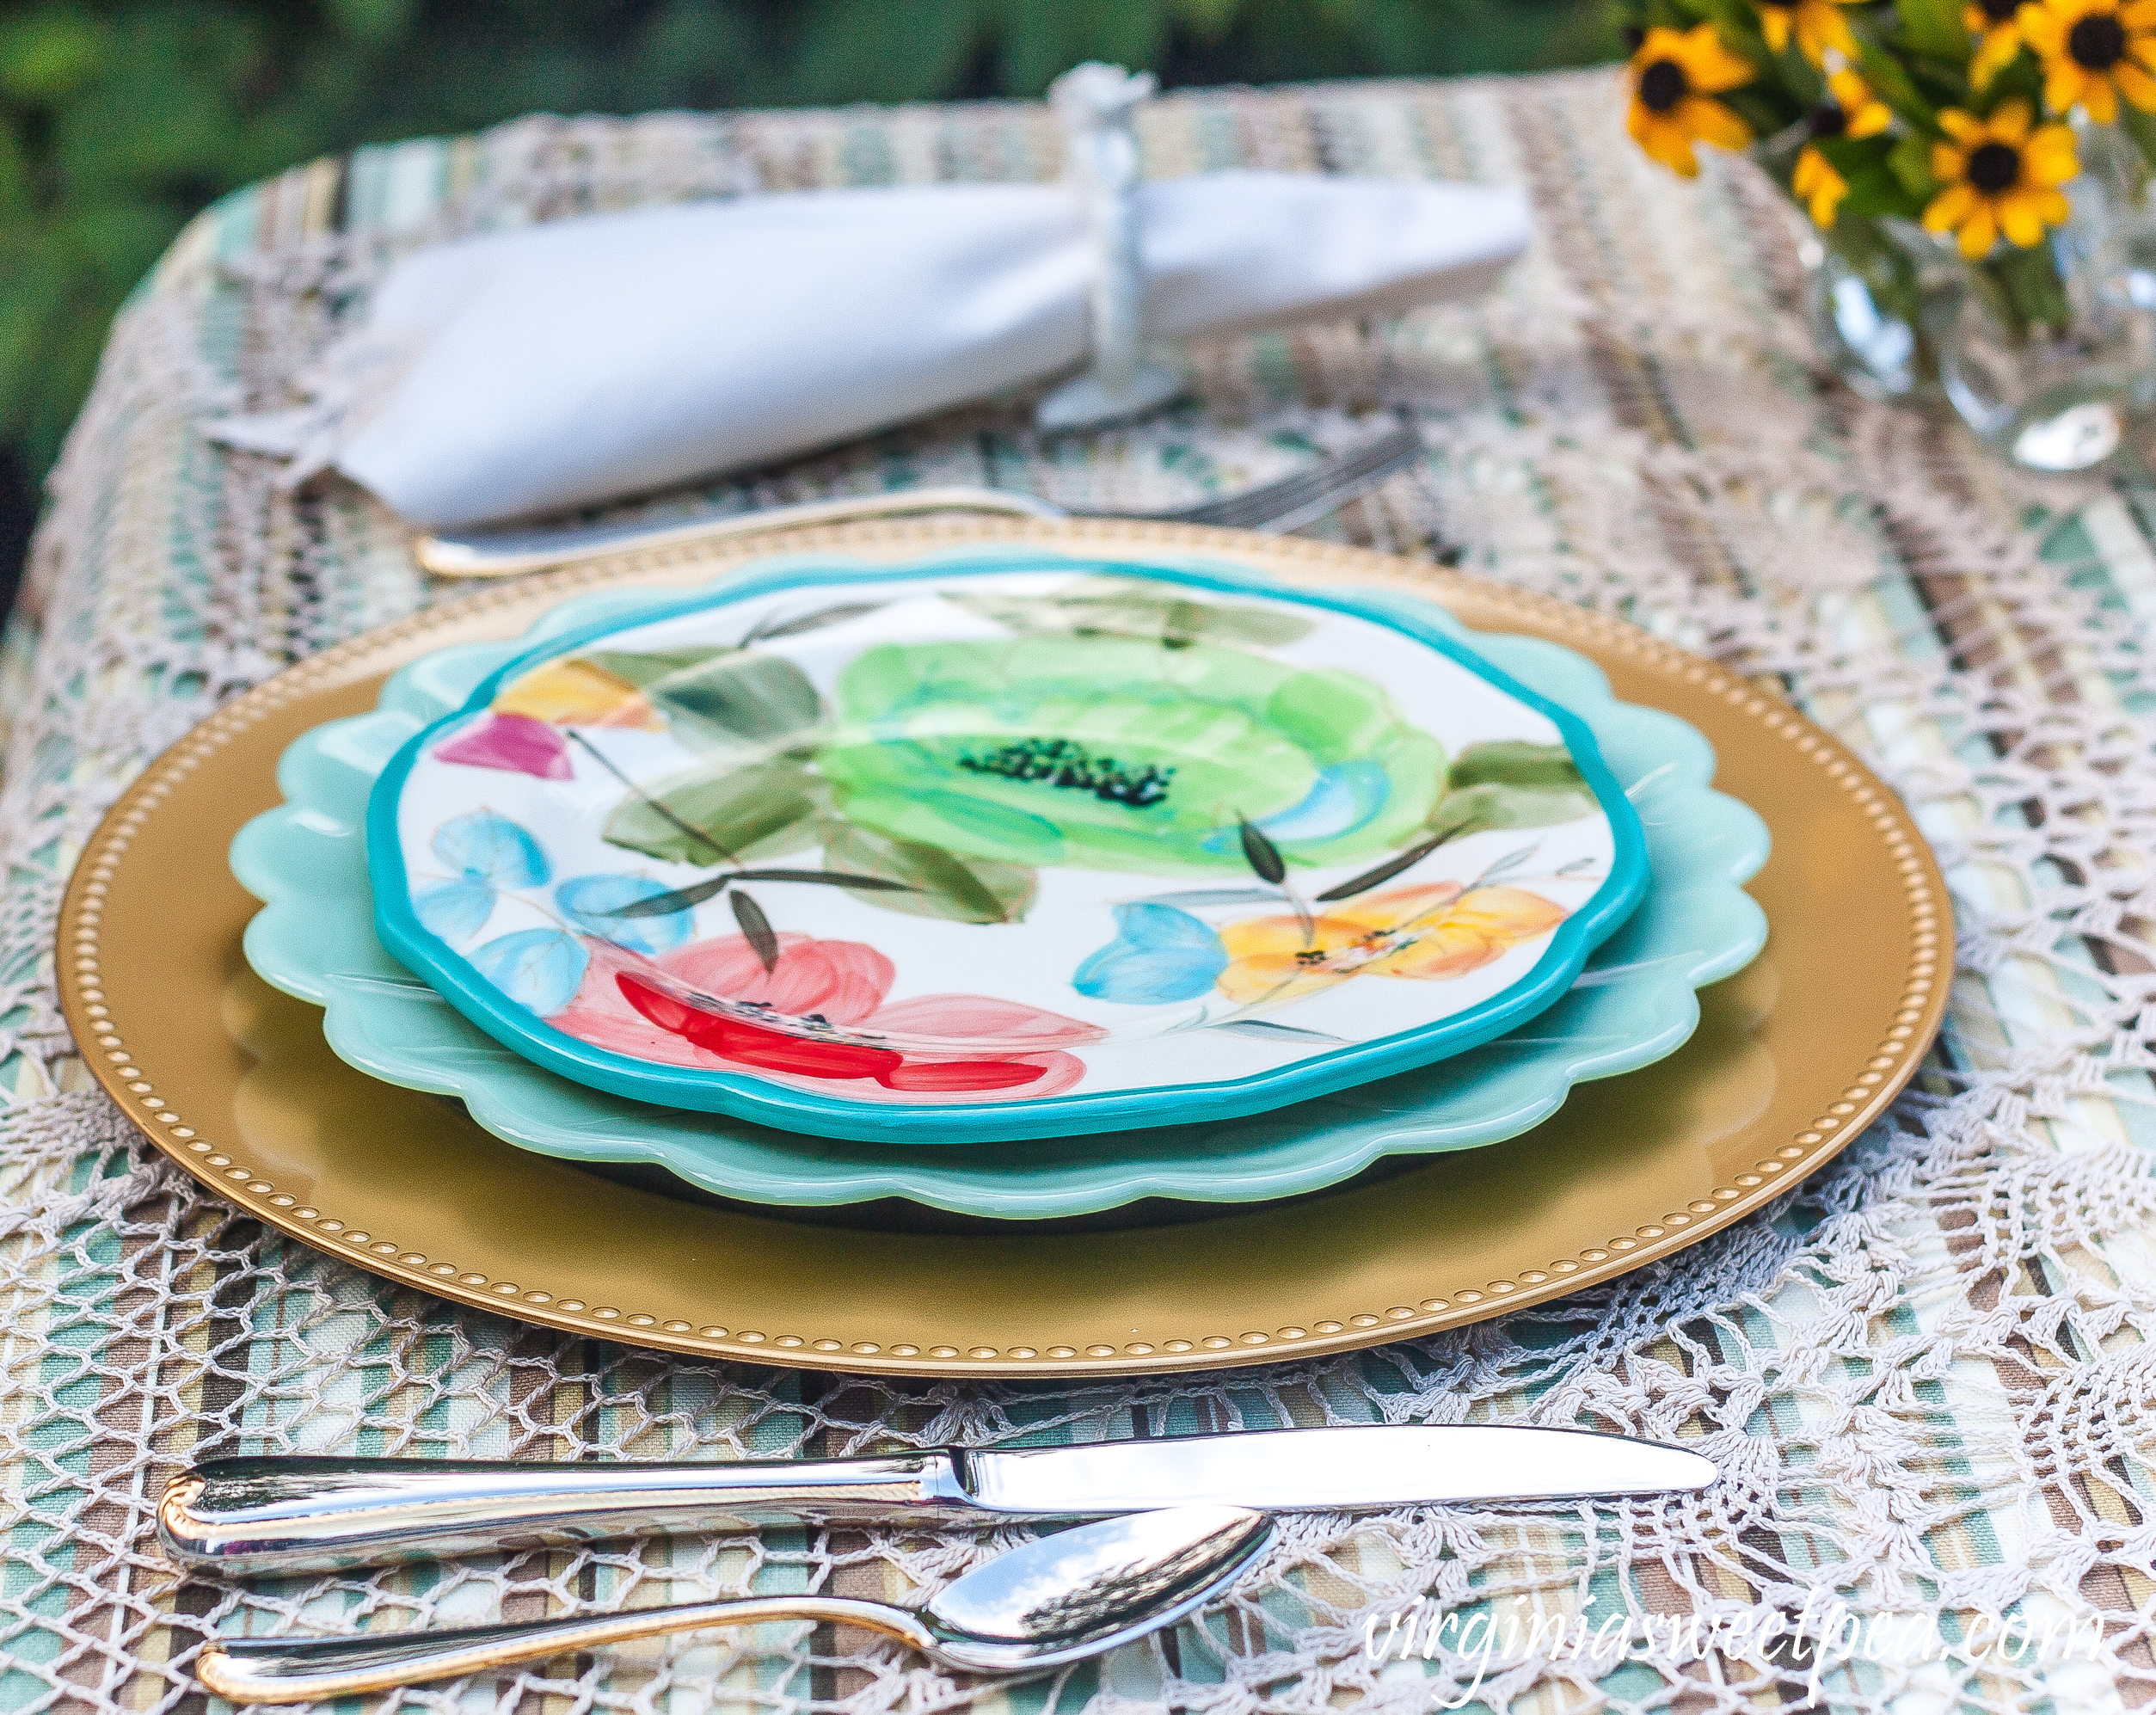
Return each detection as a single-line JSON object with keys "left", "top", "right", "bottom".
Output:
{"left": 231, "top": 559, "right": 1768, "bottom": 1219}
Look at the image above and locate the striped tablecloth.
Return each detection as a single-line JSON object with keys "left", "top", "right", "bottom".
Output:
{"left": 3, "top": 65, "right": 2152, "bottom": 1715}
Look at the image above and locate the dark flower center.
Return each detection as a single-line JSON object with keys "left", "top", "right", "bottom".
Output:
{"left": 1809, "top": 100, "right": 1848, "bottom": 137}
{"left": 1967, "top": 139, "right": 2022, "bottom": 192}
{"left": 1638, "top": 58, "right": 1688, "bottom": 112}
{"left": 1978, "top": 0, "right": 2018, "bottom": 19}
{"left": 2070, "top": 12, "right": 2128, "bottom": 67}
{"left": 957, "top": 737, "right": 1175, "bottom": 808}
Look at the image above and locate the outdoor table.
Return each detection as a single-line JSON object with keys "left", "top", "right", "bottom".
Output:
{"left": 0, "top": 65, "right": 2149, "bottom": 1712}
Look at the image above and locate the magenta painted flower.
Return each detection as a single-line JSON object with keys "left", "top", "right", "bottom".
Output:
{"left": 550, "top": 931, "right": 1103, "bottom": 1103}
{"left": 433, "top": 713, "right": 573, "bottom": 780}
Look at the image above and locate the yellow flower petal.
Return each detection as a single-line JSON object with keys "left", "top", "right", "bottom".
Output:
{"left": 2035, "top": 187, "right": 2072, "bottom": 223}
{"left": 1959, "top": 204, "right": 1999, "bottom": 256}
{"left": 1938, "top": 108, "right": 1985, "bottom": 143}
{"left": 495, "top": 660, "right": 660, "bottom": 728}
{"left": 1211, "top": 881, "right": 1565, "bottom": 1005}
{"left": 2117, "top": 58, "right": 2156, "bottom": 105}
{"left": 1680, "top": 95, "right": 1754, "bottom": 150}
{"left": 1991, "top": 97, "right": 2034, "bottom": 141}
{"left": 1760, "top": 7, "right": 1793, "bottom": 51}
{"left": 1848, "top": 99, "right": 1893, "bottom": 137}
{"left": 2045, "top": 59, "right": 2092, "bottom": 112}
{"left": 1631, "top": 110, "right": 1701, "bottom": 175}
{"left": 1357, "top": 886, "right": 1570, "bottom": 981}
{"left": 2024, "top": 124, "right": 2079, "bottom": 181}
{"left": 2122, "top": 0, "right": 2156, "bottom": 24}
{"left": 1680, "top": 22, "right": 1759, "bottom": 91}
{"left": 1973, "top": 40, "right": 2013, "bottom": 86}
{"left": 2018, "top": 3, "right": 2065, "bottom": 52}
{"left": 1925, "top": 182, "right": 1980, "bottom": 231}
{"left": 2085, "top": 74, "right": 2121, "bottom": 120}
{"left": 1997, "top": 187, "right": 2047, "bottom": 244}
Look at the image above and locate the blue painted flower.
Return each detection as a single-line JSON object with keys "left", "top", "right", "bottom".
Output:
{"left": 414, "top": 810, "right": 554, "bottom": 944}
{"left": 413, "top": 878, "right": 497, "bottom": 940}
{"left": 434, "top": 809, "right": 550, "bottom": 888}
{"left": 1072, "top": 903, "right": 1229, "bottom": 1004}
{"left": 470, "top": 927, "right": 588, "bottom": 1016}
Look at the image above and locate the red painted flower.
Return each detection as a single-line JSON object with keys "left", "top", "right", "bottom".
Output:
{"left": 550, "top": 931, "right": 1102, "bottom": 1103}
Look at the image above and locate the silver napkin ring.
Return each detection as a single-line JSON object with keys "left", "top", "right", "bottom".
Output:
{"left": 1037, "top": 63, "right": 1183, "bottom": 431}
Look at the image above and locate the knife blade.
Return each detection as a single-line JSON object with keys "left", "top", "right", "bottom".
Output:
{"left": 160, "top": 1426, "right": 1715, "bottom": 1578}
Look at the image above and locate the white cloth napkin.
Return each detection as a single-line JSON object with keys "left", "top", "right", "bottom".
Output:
{"left": 215, "top": 171, "right": 1532, "bottom": 529}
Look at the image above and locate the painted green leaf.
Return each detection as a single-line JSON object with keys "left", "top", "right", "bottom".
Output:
{"left": 948, "top": 580, "right": 1316, "bottom": 649}
{"left": 1421, "top": 741, "right": 1596, "bottom": 844}
{"left": 1446, "top": 741, "right": 1590, "bottom": 794}
{"left": 730, "top": 888, "right": 780, "bottom": 972}
{"left": 742, "top": 599, "right": 888, "bottom": 642}
{"left": 1427, "top": 781, "right": 1600, "bottom": 844}
{"left": 581, "top": 647, "right": 730, "bottom": 688}
{"left": 602, "top": 760, "right": 827, "bottom": 866}
{"left": 618, "top": 651, "right": 824, "bottom": 753}
{"left": 820, "top": 820, "right": 1038, "bottom": 925}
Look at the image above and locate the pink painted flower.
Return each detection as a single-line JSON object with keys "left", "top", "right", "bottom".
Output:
{"left": 550, "top": 931, "right": 1103, "bottom": 1103}
{"left": 433, "top": 713, "right": 573, "bottom": 780}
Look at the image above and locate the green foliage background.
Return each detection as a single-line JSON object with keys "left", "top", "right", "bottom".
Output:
{"left": 0, "top": 0, "right": 1615, "bottom": 571}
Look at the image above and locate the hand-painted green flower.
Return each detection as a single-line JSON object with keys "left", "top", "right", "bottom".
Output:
{"left": 818, "top": 635, "right": 1445, "bottom": 874}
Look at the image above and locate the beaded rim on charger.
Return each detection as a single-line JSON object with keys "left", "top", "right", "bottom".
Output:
{"left": 54, "top": 516, "right": 1950, "bottom": 1378}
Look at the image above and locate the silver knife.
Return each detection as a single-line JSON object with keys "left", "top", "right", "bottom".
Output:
{"left": 160, "top": 1426, "right": 1714, "bottom": 1577}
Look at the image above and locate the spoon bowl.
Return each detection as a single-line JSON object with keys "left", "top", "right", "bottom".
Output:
{"left": 193, "top": 1504, "right": 1272, "bottom": 1701}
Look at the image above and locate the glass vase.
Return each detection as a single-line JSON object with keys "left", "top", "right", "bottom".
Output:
{"left": 1934, "top": 138, "right": 2153, "bottom": 471}
{"left": 1797, "top": 133, "right": 2156, "bottom": 473}
{"left": 1800, "top": 220, "right": 1950, "bottom": 404}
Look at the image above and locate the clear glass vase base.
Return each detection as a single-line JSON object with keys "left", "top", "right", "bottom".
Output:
{"left": 2007, "top": 398, "right": 2123, "bottom": 471}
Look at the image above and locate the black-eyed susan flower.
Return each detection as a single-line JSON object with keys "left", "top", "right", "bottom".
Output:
{"left": 1922, "top": 101, "right": 2078, "bottom": 256}
{"left": 1815, "top": 67, "right": 1894, "bottom": 138}
{"left": 1756, "top": 0, "right": 1860, "bottom": 61}
{"left": 1627, "top": 23, "right": 1757, "bottom": 177}
{"left": 1791, "top": 70, "right": 1892, "bottom": 225}
{"left": 1793, "top": 147, "right": 1852, "bottom": 224}
{"left": 2017, "top": 0, "right": 2156, "bottom": 121}
{"left": 1967, "top": 0, "right": 2030, "bottom": 83}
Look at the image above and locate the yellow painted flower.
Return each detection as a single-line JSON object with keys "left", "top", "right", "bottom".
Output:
{"left": 1627, "top": 23, "right": 1759, "bottom": 178}
{"left": 1923, "top": 101, "right": 2078, "bottom": 257}
{"left": 494, "top": 659, "right": 662, "bottom": 728}
{"left": 1757, "top": 0, "right": 1861, "bottom": 60}
{"left": 1967, "top": 0, "right": 2030, "bottom": 83}
{"left": 2018, "top": 0, "right": 2156, "bottom": 121}
{"left": 1793, "top": 146, "right": 1852, "bottom": 224}
{"left": 1213, "top": 882, "right": 1569, "bottom": 1007}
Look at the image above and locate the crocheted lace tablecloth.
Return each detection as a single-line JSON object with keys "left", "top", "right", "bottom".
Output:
{"left": 3, "top": 66, "right": 2153, "bottom": 1715}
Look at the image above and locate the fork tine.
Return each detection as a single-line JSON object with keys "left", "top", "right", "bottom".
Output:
{"left": 1160, "top": 427, "right": 1422, "bottom": 532}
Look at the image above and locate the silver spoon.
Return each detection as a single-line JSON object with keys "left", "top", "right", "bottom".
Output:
{"left": 193, "top": 1504, "right": 1272, "bottom": 1702}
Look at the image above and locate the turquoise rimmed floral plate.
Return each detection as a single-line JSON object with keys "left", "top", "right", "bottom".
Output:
{"left": 231, "top": 550, "right": 1767, "bottom": 1219}
{"left": 358, "top": 554, "right": 1650, "bottom": 1144}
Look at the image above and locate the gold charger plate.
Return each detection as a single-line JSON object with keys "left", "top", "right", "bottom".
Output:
{"left": 57, "top": 519, "right": 1949, "bottom": 1379}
